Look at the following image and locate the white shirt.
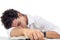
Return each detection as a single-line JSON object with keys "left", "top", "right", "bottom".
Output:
{"left": 27, "top": 15, "right": 60, "bottom": 34}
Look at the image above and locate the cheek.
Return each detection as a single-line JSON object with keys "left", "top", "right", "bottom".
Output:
{"left": 12, "top": 20, "right": 18, "bottom": 27}
{"left": 13, "top": 22, "right": 17, "bottom": 26}
{"left": 20, "top": 18, "right": 26, "bottom": 23}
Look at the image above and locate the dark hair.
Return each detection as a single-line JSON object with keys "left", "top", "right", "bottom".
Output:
{"left": 1, "top": 9, "right": 19, "bottom": 29}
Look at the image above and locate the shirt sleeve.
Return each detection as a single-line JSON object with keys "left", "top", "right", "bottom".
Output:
{"left": 31, "top": 16, "right": 60, "bottom": 34}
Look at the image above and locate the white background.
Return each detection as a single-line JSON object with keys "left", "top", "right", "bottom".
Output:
{"left": 0, "top": 0, "right": 60, "bottom": 37}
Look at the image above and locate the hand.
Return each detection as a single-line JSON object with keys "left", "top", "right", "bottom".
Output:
{"left": 22, "top": 29, "right": 44, "bottom": 40}
{"left": 10, "top": 28, "right": 44, "bottom": 40}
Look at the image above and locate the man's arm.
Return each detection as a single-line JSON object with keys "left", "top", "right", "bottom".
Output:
{"left": 10, "top": 28, "right": 24, "bottom": 37}
{"left": 46, "top": 31, "right": 60, "bottom": 38}
{"left": 35, "top": 17, "right": 60, "bottom": 38}
{"left": 10, "top": 28, "right": 44, "bottom": 40}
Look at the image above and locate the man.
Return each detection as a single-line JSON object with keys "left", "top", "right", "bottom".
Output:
{"left": 1, "top": 9, "right": 60, "bottom": 40}
{"left": 1, "top": 9, "right": 44, "bottom": 40}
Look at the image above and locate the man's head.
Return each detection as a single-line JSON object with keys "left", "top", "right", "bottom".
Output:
{"left": 1, "top": 9, "right": 28, "bottom": 29}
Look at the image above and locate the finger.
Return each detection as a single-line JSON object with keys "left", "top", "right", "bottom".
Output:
{"left": 27, "top": 33, "right": 34, "bottom": 40}
{"left": 33, "top": 32, "right": 38, "bottom": 40}
{"left": 36, "top": 30, "right": 44, "bottom": 40}
{"left": 35, "top": 31, "right": 40, "bottom": 40}
{"left": 39, "top": 32, "right": 44, "bottom": 40}
{"left": 24, "top": 31, "right": 34, "bottom": 40}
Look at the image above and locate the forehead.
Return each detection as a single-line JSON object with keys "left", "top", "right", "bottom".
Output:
{"left": 14, "top": 17, "right": 21, "bottom": 23}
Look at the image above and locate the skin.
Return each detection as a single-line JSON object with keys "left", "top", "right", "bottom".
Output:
{"left": 11, "top": 13, "right": 60, "bottom": 40}
{"left": 46, "top": 31, "right": 60, "bottom": 39}
{"left": 10, "top": 28, "right": 44, "bottom": 40}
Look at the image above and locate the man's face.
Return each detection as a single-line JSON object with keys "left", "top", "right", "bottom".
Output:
{"left": 12, "top": 13, "right": 27, "bottom": 28}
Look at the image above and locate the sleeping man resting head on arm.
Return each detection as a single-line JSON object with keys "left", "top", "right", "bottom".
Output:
{"left": 1, "top": 9, "right": 60, "bottom": 40}
{"left": 1, "top": 9, "right": 44, "bottom": 40}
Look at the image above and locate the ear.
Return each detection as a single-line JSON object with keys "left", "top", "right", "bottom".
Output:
{"left": 24, "top": 15, "right": 28, "bottom": 25}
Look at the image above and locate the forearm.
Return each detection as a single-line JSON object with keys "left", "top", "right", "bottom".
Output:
{"left": 46, "top": 31, "right": 60, "bottom": 38}
{"left": 10, "top": 28, "right": 24, "bottom": 37}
